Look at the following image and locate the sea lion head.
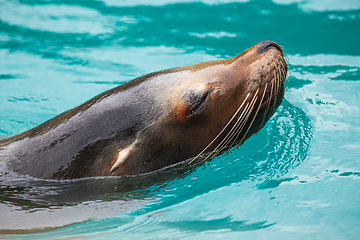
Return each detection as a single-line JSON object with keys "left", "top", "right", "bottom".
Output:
{"left": 110, "top": 40, "right": 288, "bottom": 176}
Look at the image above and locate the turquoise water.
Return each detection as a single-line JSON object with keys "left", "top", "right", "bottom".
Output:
{"left": 0, "top": 0, "right": 360, "bottom": 239}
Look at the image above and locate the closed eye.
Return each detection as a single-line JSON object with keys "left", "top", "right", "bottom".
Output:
{"left": 188, "top": 90, "right": 210, "bottom": 116}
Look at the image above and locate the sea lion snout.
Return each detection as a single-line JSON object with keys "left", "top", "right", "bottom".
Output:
{"left": 257, "top": 40, "right": 283, "bottom": 54}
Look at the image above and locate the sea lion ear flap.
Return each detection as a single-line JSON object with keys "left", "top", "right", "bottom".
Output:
{"left": 110, "top": 140, "right": 138, "bottom": 174}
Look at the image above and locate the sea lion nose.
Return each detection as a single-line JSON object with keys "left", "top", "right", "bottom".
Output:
{"left": 257, "top": 40, "right": 282, "bottom": 53}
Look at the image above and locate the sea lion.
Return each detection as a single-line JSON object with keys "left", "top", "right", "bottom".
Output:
{"left": 0, "top": 40, "right": 288, "bottom": 179}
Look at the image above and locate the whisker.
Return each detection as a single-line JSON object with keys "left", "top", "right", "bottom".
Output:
{"left": 213, "top": 103, "right": 250, "bottom": 154}
{"left": 207, "top": 89, "right": 259, "bottom": 159}
{"left": 224, "top": 90, "right": 259, "bottom": 151}
{"left": 259, "top": 79, "right": 272, "bottom": 131}
{"left": 238, "top": 81, "right": 268, "bottom": 146}
{"left": 258, "top": 59, "right": 276, "bottom": 131}
{"left": 188, "top": 92, "right": 251, "bottom": 164}
{"left": 188, "top": 51, "right": 288, "bottom": 167}
{"left": 279, "top": 58, "right": 290, "bottom": 89}
{"left": 231, "top": 83, "right": 266, "bottom": 149}
{"left": 274, "top": 60, "right": 280, "bottom": 105}
{"left": 262, "top": 61, "right": 276, "bottom": 125}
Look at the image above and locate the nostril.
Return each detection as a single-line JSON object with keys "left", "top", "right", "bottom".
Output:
{"left": 257, "top": 40, "right": 282, "bottom": 53}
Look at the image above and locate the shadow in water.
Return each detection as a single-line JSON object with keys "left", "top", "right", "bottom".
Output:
{"left": 160, "top": 216, "right": 274, "bottom": 232}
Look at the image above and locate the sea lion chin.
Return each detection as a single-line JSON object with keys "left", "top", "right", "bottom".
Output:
{"left": 0, "top": 40, "right": 288, "bottom": 179}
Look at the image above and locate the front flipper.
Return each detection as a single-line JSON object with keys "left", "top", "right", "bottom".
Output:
{"left": 110, "top": 140, "right": 138, "bottom": 174}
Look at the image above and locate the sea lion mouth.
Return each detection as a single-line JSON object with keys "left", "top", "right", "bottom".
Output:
{"left": 189, "top": 42, "right": 288, "bottom": 164}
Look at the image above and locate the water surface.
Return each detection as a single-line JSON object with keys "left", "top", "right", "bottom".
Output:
{"left": 0, "top": 0, "right": 359, "bottom": 239}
